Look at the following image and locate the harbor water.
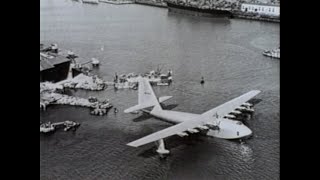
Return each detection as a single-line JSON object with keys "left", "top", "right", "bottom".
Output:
{"left": 40, "top": 0, "right": 279, "bottom": 179}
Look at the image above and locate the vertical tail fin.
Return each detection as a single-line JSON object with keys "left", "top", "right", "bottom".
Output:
{"left": 124, "top": 77, "right": 162, "bottom": 113}
{"left": 138, "top": 77, "right": 161, "bottom": 107}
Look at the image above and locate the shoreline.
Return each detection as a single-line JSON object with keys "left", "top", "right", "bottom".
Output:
{"left": 134, "top": 1, "right": 167, "bottom": 8}
{"left": 96, "top": 0, "right": 280, "bottom": 23}
{"left": 232, "top": 11, "right": 280, "bottom": 23}
{"left": 99, "top": 0, "right": 134, "bottom": 5}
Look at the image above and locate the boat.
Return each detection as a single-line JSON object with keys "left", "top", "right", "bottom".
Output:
{"left": 114, "top": 69, "right": 173, "bottom": 88}
{"left": 71, "top": 64, "right": 92, "bottom": 78}
{"left": 63, "top": 121, "right": 81, "bottom": 131}
{"left": 82, "top": 0, "right": 99, "bottom": 4}
{"left": 40, "top": 122, "right": 55, "bottom": 133}
{"left": 40, "top": 44, "right": 72, "bottom": 83}
{"left": 263, "top": 48, "right": 280, "bottom": 59}
{"left": 91, "top": 58, "right": 100, "bottom": 66}
{"left": 166, "top": 1, "right": 233, "bottom": 18}
{"left": 114, "top": 81, "right": 137, "bottom": 89}
{"left": 157, "top": 82, "right": 169, "bottom": 86}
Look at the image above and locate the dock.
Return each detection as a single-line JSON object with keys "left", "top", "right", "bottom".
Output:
{"left": 60, "top": 73, "right": 107, "bottom": 91}
{"left": 113, "top": 69, "right": 173, "bottom": 89}
{"left": 40, "top": 121, "right": 81, "bottom": 133}
{"left": 40, "top": 81, "right": 113, "bottom": 115}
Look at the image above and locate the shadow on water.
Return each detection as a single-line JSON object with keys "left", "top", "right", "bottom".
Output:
{"left": 167, "top": 11, "right": 231, "bottom": 24}
{"left": 132, "top": 113, "right": 152, "bottom": 122}
{"left": 161, "top": 103, "right": 179, "bottom": 110}
{"left": 248, "top": 98, "right": 263, "bottom": 106}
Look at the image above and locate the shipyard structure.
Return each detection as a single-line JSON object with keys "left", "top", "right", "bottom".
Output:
{"left": 165, "top": 0, "right": 234, "bottom": 17}
{"left": 164, "top": 0, "right": 279, "bottom": 22}
{"left": 40, "top": 44, "right": 71, "bottom": 83}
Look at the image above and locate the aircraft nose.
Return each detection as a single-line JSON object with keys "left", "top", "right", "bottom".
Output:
{"left": 241, "top": 125, "right": 252, "bottom": 137}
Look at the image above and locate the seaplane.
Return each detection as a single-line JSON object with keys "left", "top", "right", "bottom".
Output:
{"left": 124, "top": 77, "right": 260, "bottom": 157}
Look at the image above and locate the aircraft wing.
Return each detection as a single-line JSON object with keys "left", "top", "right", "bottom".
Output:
{"left": 127, "top": 90, "right": 261, "bottom": 147}
{"left": 127, "top": 118, "right": 202, "bottom": 147}
{"left": 201, "top": 90, "right": 261, "bottom": 119}
{"left": 124, "top": 104, "right": 153, "bottom": 113}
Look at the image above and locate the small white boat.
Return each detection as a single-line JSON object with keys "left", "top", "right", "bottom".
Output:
{"left": 91, "top": 58, "right": 100, "bottom": 66}
{"left": 157, "top": 82, "right": 169, "bottom": 86}
{"left": 40, "top": 123, "right": 55, "bottom": 133}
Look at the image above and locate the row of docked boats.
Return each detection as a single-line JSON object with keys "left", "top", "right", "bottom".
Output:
{"left": 113, "top": 69, "right": 173, "bottom": 89}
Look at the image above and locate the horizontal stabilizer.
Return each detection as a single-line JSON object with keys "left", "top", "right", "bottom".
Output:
{"left": 159, "top": 96, "right": 173, "bottom": 103}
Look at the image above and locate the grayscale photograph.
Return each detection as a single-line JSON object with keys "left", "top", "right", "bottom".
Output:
{"left": 40, "top": 0, "right": 280, "bottom": 179}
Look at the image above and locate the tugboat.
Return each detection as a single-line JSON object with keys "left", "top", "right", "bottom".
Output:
{"left": 40, "top": 122, "right": 55, "bottom": 133}
{"left": 166, "top": 0, "right": 233, "bottom": 18}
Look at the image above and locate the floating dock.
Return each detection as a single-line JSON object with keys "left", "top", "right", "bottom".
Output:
{"left": 40, "top": 81, "right": 113, "bottom": 115}
{"left": 60, "top": 73, "right": 107, "bottom": 91}
{"left": 40, "top": 121, "right": 81, "bottom": 133}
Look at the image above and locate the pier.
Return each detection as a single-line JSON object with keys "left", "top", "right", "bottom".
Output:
{"left": 40, "top": 81, "right": 113, "bottom": 115}
{"left": 60, "top": 73, "right": 107, "bottom": 91}
{"left": 40, "top": 121, "right": 81, "bottom": 133}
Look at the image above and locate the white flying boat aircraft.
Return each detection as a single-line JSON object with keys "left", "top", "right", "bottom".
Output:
{"left": 124, "top": 77, "right": 260, "bottom": 157}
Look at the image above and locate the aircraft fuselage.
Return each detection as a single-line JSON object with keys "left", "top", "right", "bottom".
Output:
{"left": 150, "top": 110, "right": 199, "bottom": 124}
{"left": 150, "top": 109, "right": 252, "bottom": 139}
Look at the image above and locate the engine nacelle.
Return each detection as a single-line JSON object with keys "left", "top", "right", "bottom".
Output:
{"left": 242, "top": 102, "right": 253, "bottom": 107}
{"left": 197, "top": 125, "right": 209, "bottom": 130}
{"left": 177, "top": 132, "right": 189, "bottom": 137}
{"left": 230, "top": 110, "right": 242, "bottom": 115}
{"left": 224, "top": 114, "right": 236, "bottom": 119}
{"left": 236, "top": 106, "right": 254, "bottom": 113}
{"left": 187, "top": 128, "right": 199, "bottom": 133}
{"left": 205, "top": 122, "right": 220, "bottom": 131}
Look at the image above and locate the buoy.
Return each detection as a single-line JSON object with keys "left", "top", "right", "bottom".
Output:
{"left": 200, "top": 77, "right": 205, "bottom": 84}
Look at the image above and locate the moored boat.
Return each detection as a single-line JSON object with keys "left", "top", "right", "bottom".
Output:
{"left": 166, "top": 1, "right": 233, "bottom": 18}
{"left": 82, "top": 0, "right": 99, "bottom": 4}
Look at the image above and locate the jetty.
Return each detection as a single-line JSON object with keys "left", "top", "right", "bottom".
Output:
{"left": 40, "top": 92, "right": 112, "bottom": 114}
{"left": 60, "top": 73, "right": 107, "bottom": 91}
{"left": 40, "top": 82, "right": 113, "bottom": 115}
{"left": 113, "top": 69, "right": 173, "bottom": 89}
{"left": 40, "top": 121, "right": 80, "bottom": 133}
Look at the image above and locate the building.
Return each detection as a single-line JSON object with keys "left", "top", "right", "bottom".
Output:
{"left": 40, "top": 53, "right": 71, "bottom": 82}
{"left": 240, "top": 3, "right": 280, "bottom": 17}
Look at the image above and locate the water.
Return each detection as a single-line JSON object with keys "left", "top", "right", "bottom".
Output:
{"left": 40, "top": 0, "right": 280, "bottom": 179}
